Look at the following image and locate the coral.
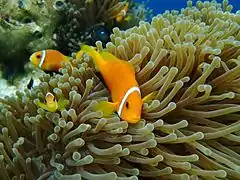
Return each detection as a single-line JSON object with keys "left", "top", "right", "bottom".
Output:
{"left": 0, "top": 0, "right": 240, "bottom": 179}
{"left": 0, "top": 0, "right": 64, "bottom": 80}
{"left": 54, "top": 0, "right": 151, "bottom": 54}
{"left": 0, "top": 68, "right": 41, "bottom": 109}
{"left": 0, "top": 71, "right": 17, "bottom": 98}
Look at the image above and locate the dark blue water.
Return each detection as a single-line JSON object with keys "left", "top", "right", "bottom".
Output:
{"left": 137, "top": 0, "right": 239, "bottom": 16}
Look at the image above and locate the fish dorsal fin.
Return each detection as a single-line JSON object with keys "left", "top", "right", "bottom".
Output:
{"left": 81, "top": 45, "right": 106, "bottom": 70}
{"left": 100, "top": 51, "right": 135, "bottom": 73}
{"left": 99, "top": 51, "right": 120, "bottom": 62}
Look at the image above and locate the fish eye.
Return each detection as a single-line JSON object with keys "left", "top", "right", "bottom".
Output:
{"left": 36, "top": 54, "right": 42, "bottom": 59}
{"left": 126, "top": 102, "right": 129, "bottom": 109}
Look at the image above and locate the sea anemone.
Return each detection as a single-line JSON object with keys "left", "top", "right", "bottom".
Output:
{"left": 0, "top": 0, "right": 240, "bottom": 179}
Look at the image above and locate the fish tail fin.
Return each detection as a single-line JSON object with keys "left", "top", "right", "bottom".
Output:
{"left": 142, "top": 91, "right": 158, "bottom": 103}
{"left": 94, "top": 101, "right": 117, "bottom": 117}
{"left": 80, "top": 45, "right": 105, "bottom": 68}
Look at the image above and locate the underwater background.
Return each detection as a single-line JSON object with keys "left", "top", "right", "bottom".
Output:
{"left": 0, "top": 0, "right": 240, "bottom": 179}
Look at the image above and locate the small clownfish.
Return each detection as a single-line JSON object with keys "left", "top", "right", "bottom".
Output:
{"left": 116, "top": 1, "right": 131, "bottom": 23}
{"left": 80, "top": 45, "right": 154, "bottom": 124}
{"left": 35, "top": 92, "right": 69, "bottom": 112}
{"left": 36, "top": 92, "right": 58, "bottom": 112}
{"left": 29, "top": 50, "right": 73, "bottom": 72}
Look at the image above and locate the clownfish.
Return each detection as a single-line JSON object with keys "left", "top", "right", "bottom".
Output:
{"left": 35, "top": 92, "right": 58, "bottom": 112}
{"left": 80, "top": 45, "right": 154, "bottom": 124}
{"left": 35, "top": 92, "right": 69, "bottom": 112}
{"left": 116, "top": 1, "right": 131, "bottom": 23}
{"left": 29, "top": 50, "right": 73, "bottom": 72}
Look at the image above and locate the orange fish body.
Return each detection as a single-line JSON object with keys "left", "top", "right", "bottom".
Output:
{"left": 81, "top": 45, "right": 142, "bottom": 123}
{"left": 30, "top": 50, "right": 72, "bottom": 71}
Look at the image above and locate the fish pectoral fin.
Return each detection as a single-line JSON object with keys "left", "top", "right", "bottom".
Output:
{"left": 35, "top": 101, "right": 48, "bottom": 110}
{"left": 35, "top": 101, "right": 58, "bottom": 112}
{"left": 142, "top": 91, "right": 158, "bottom": 103}
{"left": 94, "top": 101, "right": 118, "bottom": 117}
{"left": 57, "top": 98, "right": 69, "bottom": 110}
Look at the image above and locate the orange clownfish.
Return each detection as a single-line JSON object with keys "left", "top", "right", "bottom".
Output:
{"left": 116, "top": 1, "right": 131, "bottom": 23}
{"left": 30, "top": 50, "right": 73, "bottom": 72}
{"left": 80, "top": 45, "right": 154, "bottom": 124}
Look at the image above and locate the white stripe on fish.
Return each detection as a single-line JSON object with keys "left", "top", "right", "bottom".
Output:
{"left": 117, "top": 86, "right": 141, "bottom": 117}
{"left": 38, "top": 50, "right": 46, "bottom": 68}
